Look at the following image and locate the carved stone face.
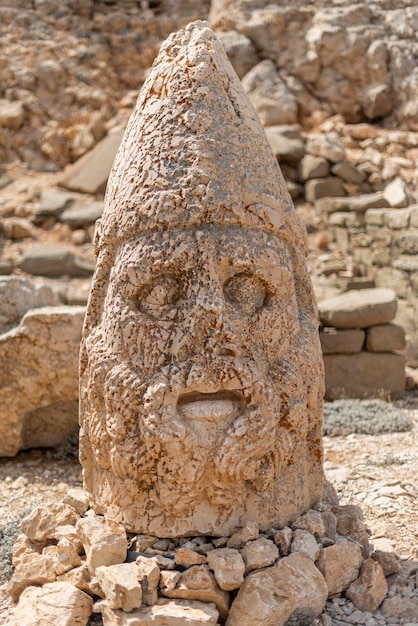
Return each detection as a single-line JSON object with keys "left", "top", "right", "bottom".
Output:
{"left": 79, "top": 20, "right": 324, "bottom": 537}
{"left": 80, "top": 224, "right": 324, "bottom": 536}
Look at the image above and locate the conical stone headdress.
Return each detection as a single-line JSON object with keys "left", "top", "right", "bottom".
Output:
{"left": 95, "top": 20, "right": 307, "bottom": 255}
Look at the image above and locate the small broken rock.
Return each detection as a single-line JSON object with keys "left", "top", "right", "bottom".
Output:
{"left": 62, "top": 488, "right": 90, "bottom": 516}
{"left": 161, "top": 564, "right": 230, "bottom": 619}
{"left": 240, "top": 537, "right": 279, "bottom": 574}
{"left": 273, "top": 526, "right": 293, "bottom": 556}
{"left": 206, "top": 547, "right": 245, "bottom": 590}
{"left": 346, "top": 558, "right": 388, "bottom": 612}
{"left": 96, "top": 562, "right": 142, "bottom": 612}
{"left": 290, "top": 529, "right": 320, "bottom": 562}
{"left": 76, "top": 516, "right": 127, "bottom": 574}
{"left": 174, "top": 547, "right": 207, "bottom": 567}
{"left": 316, "top": 539, "right": 363, "bottom": 597}
{"left": 226, "top": 522, "right": 259, "bottom": 549}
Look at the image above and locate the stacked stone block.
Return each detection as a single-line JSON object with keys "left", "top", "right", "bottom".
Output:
{"left": 319, "top": 288, "right": 406, "bottom": 399}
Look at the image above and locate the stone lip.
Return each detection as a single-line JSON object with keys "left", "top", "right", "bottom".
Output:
{"left": 178, "top": 391, "right": 246, "bottom": 424}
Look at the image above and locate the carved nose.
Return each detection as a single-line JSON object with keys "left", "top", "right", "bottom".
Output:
{"left": 193, "top": 308, "right": 238, "bottom": 358}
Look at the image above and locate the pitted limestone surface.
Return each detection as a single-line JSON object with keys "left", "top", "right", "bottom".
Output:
{"left": 79, "top": 21, "right": 324, "bottom": 537}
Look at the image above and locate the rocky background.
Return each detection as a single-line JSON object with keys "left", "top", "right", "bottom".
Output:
{"left": 0, "top": 2, "right": 418, "bottom": 624}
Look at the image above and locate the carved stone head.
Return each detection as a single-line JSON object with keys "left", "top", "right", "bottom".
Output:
{"left": 79, "top": 21, "right": 324, "bottom": 537}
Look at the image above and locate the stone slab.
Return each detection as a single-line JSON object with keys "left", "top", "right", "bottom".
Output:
{"left": 58, "top": 128, "right": 125, "bottom": 195}
{"left": 366, "top": 324, "right": 406, "bottom": 353}
{"left": 323, "top": 352, "right": 405, "bottom": 399}
{"left": 320, "top": 329, "right": 365, "bottom": 354}
{"left": 318, "top": 288, "right": 397, "bottom": 329}
{"left": 101, "top": 598, "right": 219, "bottom": 625}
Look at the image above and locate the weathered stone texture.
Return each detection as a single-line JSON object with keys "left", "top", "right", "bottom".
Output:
{"left": 80, "top": 21, "right": 324, "bottom": 537}
{"left": 323, "top": 352, "right": 405, "bottom": 400}
{"left": 0, "top": 305, "right": 85, "bottom": 457}
{"left": 226, "top": 553, "right": 328, "bottom": 626}
{"left": 12, "top": 582, "right": 93, "bottom": 626}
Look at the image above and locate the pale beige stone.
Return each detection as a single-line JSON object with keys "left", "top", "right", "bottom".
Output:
{"left": 324, "top": 352, "right": 406, "bottom": 400}
{"left": 292, "top": 510, "right": 326, "bottom": 537}
{"left": 136, "top": 556, "right": 161, "bottom": 593}
{"left": 76, "top": 516, "right": 127, "bottom": 574}
{"left": 57, "top": 563, "right": 102, "bottom": 596}
{"left": 101, "top": 598, "right": 219, "bottom": 625}
{"left": 62, "top": 488, "right": 90, "bottom": 516}
{"left": 206, "top": 547, "right": 245, "bottom": 590}
{"left": 273, "top": 526, "right": 293, "bottom": 556}
{"left": 319, "top": 288, "right": 397, "bottom": 329}
{"left": 19, "top": 503, "right": 79, "bottom": 542}
{"left": 161, "top": 564, "right": 230, "bottom": 619}
{"left": 333, "top": 504, "right": 371, "bottom": 558}
{"left": 316, "top": 539, "right": 363, "bottom": 597}
{"left": 0, "top": 306, "right": 85, "bottom": 457}
{"left": 290, "top": 529, "right": 320, "bottom": 562}
{"left": 371, "top": 550, "right": 401, "bottom": 576}
{"left": 43, "top": 537, "right": 83, "bottom": 575}
{"left": 320, "top": 329, "right": 365, "bottom": 355}
{"left": 12, "top": 533, "right": 45, "bottom": 568}
{"left": 13, "top": 581, "right": 93, "bottom": 626}
{"left": 79, "top": 21, "right": 324, "bottom": 537}
{"left": 240, "top": 537, "right": 279, "bottom": 574}
{"left": 96, "top": 563, "right": 143, "bottom": 612}
{"left": 226, "top": 522, "right": 259, "bottom": 549}
{"left": 346, "top": 559, "right": 388, "bottom": 612}
{"left": 6, "top": 552, "right": 57, "bottom": 601}
{"left": 53, "top": 524, "right": 83, "bottom": 553}
{"left": 174, "top": 548, "right": 207, "bottom": 567}
{"left": 226, "top": 553, "right": 327, "bottom": 626}
{"left": 159, "top": 570, "right": 182, "bottom": 592}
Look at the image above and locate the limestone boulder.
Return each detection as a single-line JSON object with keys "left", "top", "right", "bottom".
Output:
{"left": 174, "top": 548, "right": 207, "bottom": 568}
{"left": 264, "top": 125, "right": 305, "bottom": 164}
{"left": 318, "top": 288, "right": 397, "bottom": 329}
{"left": 32, "top": 189, "right": 75, "bottom": 224}
{"left": 273, "top": 527, "right": 292, "bottom": 556}
{"left": 0, "top": 305, "right": 85, "bottom": 456}
{"left": 290, "top": 530, "right": 320, "bottom": 562}
{"left": 305, "top": 134, "right": 346, "bottom": 163}
{"left": 12, "top": 582, "right": 93, "bottom": 626}
{"left": 226, "top": 552, "right": 327, "bottom": 626}
{"left": 101, "top": 598, "right": 219, "bottom": 626}
{"left": 0, "top": 99, "right": 24, "bottom": 129}
{"left": 299, "top": 155, "right": 329, "bottom": 181}
{"left": 305, "top": 177, "right": 345, "bottom": 202}
{"left": 0, "top": 276, "right": 60, "bottom": 334}
{"left": 323, "top": 352, "right": 405, "bottom": 399}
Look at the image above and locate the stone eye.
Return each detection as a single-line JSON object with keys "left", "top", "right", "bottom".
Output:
{"left": 223, "top": 273, "right": 267, "bottom": 315}
{"left": 137, "top": 274, "right": 183, "bottom": 318}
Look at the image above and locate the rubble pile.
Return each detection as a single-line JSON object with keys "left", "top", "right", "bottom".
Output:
{"left": 6, "top": 488, "right": 418, "bottom": 626}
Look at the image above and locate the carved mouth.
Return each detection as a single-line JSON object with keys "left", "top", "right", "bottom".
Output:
{"left": 177, "top": 390, "right": 246, "bottom": 424}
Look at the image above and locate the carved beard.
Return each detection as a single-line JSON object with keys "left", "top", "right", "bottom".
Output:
{"left": 82, "top": 346, "right": 299, "bottom": 516}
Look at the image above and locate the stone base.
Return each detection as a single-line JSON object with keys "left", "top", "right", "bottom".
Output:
{"left": 5, "top": 485, "right": 416, "bottom": 626}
